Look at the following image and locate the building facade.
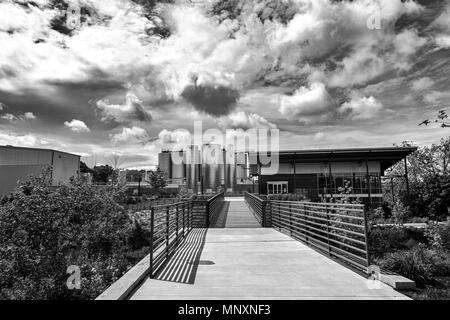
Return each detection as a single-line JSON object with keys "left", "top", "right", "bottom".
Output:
{"left": 253, "top": 147, "right": 416, "bottom": 205}
{"left": 157, "top": 146, "right": 416, "bottom": 204}
{"left": 0, "top": 146, "right": 81, "bottom": 196}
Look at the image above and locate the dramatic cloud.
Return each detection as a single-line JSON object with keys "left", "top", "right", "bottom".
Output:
{"left": 64, "top": 119, "right": 90, "bottom": 133}
{"left": 279, "top": 82, "right": 332, "bottom": 120}
{"left": 96, "top": 93, "right": 152, "bottom": 123}
{"left": 181, "top": 84, "right": 240, "bottom": 116}
{"left": 339, "top": 94, "right": 384, "bottom": 120}
{"left": 217, "top": 111, "right": 277, "bottom": 130}
{"left": 0, "top": 0, "right": 448, "bottom": 167}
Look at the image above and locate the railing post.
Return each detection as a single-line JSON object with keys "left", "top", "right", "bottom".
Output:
{"left": 278, "top": 201, "right": 281, "bottom": 231}
{"left": 262, "top": 200, "right": 266, "bottom": 227}
{"left": 149, "top": 207, "right": 154, "bottom": 278}
{"left": 176, "top": 203, "right": 179, "bottom": 244}
{"left": 304, "top": 203, "right": 309, "bottom": 245}
{"left": 326, "top": 204, "right": 331, "bottom": 256}
{"left": 289, "top": 202, "right": 292, "bottom": 236}
{"left": 363, "top": 206, "right": 371, "bottom": 270}
{"left": 166, "top": 206, "right": 170, "bottom": 258}
{"left": 205, "top": 201, "right": 210, "bottom": 228}
{"left": 182, "top": 202, "right": 186, "bottom": 237}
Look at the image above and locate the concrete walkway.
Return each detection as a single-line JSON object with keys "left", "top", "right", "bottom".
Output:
{"left": 130, "top": 199, "right": 408, "bottom": 300}
{"left": 220, "top": 197, "right": 260, "bottom": 228}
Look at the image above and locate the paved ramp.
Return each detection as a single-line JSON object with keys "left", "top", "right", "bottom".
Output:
{"left": 129, "top": 198, "right": 408, "bottom": 300}
{"left": 219, "top": 197, "right": 260, "bottom": 228}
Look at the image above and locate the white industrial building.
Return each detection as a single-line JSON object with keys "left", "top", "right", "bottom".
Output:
{"left": 0, "top": 145, "right": 81, "bottom": 196}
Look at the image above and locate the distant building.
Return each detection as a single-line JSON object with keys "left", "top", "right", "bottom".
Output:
{"left": 158, "top": 144, "right": 250, "bottom": 194}
{"left": 0, "top": 145, "right": 81, "bottom": 196}
{"left": 157, "top": 146, "right": 417, "bottom": 206}
{"left": 251, "top": 147, "right": 417, "bottom": 206}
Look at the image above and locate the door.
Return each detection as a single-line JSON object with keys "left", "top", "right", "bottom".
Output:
{"left": 267, "top": 181, "right": 288, "bottom": 194}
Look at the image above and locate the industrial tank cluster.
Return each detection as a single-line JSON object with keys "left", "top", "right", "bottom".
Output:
{"left": 158, "top": 144, "right": 248, "bottom": 193}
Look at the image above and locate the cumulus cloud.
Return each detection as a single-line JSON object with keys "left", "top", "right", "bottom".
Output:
{"left": 111, "top": 126, "right": 149, "bottom": 144}
{"left": 96, "top": 93, "right": 152, "bottom": 123}
{"left": 0, "top": 111, "right": 37, "bottom": 122}
{"left": 432, "top": 3, "right": 450, "bottom": 48}
{"left": 64, "top": 119, "right": 90, "bottom": 132}
{"left": 158, "top": 129, "right": 192, "bottom": 150}
{"left": 338, "top": 94, "right": 384, "bottom": 120}
{"left": 217, "top": 111, "right": 277, "bottom": 130}
{"left": 279, "top": 82, "right": 332, "bottom": 120}
{"left": 411, "top": 77, "right": 435, "bottom": 92}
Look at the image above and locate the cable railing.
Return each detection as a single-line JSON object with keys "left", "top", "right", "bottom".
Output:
{"left": 269, "top": 200, "right": 370, "bottom": 273}
{"left": 244, "top": 192, "right": 268, "bottom": 227}
{"left": 149, "top": 200, "right": 193, "bottom": 278}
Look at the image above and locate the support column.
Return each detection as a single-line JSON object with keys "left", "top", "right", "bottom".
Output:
{"left": 365, "top": 158, "right": 372, "bottom": 208}
{"left": 293, "top": 153, "right": 297, "bottom": 194}
{"left": 327, "top": 159, "right": 333, "bottom": 202}
{"left": 404, "top": 156, "right": 410, "bottom": 200}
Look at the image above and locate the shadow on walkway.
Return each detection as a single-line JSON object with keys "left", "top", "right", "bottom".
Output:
{"left": 153, "top": 228, "right": 208, "bottom": 284}
{"left": 209, "top": 201, "right": 229, "bottom": 228}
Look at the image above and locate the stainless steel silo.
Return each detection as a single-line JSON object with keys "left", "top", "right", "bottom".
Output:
{"left": 170, "top": 150, "right": 185, "bottom": 186}
{"left": 158, "top": 151, "right": 172, "bottom": 179}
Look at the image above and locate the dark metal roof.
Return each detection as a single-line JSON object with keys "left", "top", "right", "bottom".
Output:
{"left": 249, "top": 147, "right": 417, "bottom": 172}
{"left": 0, "top": 145, "right": 81, "bottom": 158}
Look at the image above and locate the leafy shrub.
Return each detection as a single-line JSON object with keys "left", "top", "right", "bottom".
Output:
{"left": 376, "top": 245, "right": 450, "bottom": 287}
{"left": 368, "top": 226, "right": 409, "bottom": 258}
{"left": 0, "top": 167, "right": 143, "bottom": 300}
{"left": 426, "top": 220, "right": 450, "bottom": 251}
{"left": 267, "top": 194, "right": 308, "bottom": 201}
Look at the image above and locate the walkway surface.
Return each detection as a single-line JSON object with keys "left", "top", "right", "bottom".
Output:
{"left": 130, "top": 198, "right": 408, "bottom": 300}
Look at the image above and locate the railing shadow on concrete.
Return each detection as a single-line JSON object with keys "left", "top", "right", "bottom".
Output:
{"left": 96, "top": 191, "right": 224, "bottom": 300}
{"left": 153, "top": 228, "right": 208, "bottom": 284}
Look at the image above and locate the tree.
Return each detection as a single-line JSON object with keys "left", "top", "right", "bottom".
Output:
{"left": 147, "top": 168, "right": 167, "bottom": 192}
{"left": 92, "top": 165, "right": 114, "bottom": 184}
{"left": 79, "top": 161, "right": 93, "bottom": 174}
{"left": 419, "top": 109, "right": 450, "bottom": 128}
{"left": 385, "top": 138, "right": 450, "bottom": 220}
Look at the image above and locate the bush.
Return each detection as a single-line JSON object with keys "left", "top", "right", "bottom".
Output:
{"left": 267, "top": 194, "right": 308, "bottom": 201}
{"left": 426, "top": 220, "right": 450, "bottom": 251}
{"left": 368, "top": 226, "right": 410, "bottom": 259}
{"left": 0, "top": 167, "right": 142, "bottom": 300}
{"left": 376, "top": 245, "right": 450, "bottom": 287}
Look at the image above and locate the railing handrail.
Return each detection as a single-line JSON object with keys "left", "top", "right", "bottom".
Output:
{"left": 269, "top": 199, "right": 365, "bottom": 208}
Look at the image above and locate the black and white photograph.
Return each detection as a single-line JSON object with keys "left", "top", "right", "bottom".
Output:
{"left": 0, "top": 0, "right": 449, "bottom": 307}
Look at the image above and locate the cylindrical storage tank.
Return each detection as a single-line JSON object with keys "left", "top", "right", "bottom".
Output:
{"left": 235, "top": 152, "right": 246, "bottom": 182}
{"left": 186, "top": 145, "right": 200, "bottom": 192}
{"left": 158, "top": 151, "right": 172, "bottom": 179}
{"left": 170, "top": 151, "right": 185, "bottom": 185}
{"left": 203, "top": 144, "right": 221, "bottom": 192}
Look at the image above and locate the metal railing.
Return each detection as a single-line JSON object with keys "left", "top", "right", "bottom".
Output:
{"left": 269, "top": 200, "right": 370, "bottom": 273}
{"left": 207, "top": 192, "right": 225, "bottom": 226}
{"left": 244, "top": 192, "right": 268, "bottom": 227}
{"left": 125, "top": 198, "right": 182, "bottom": 212}
{"left": 149, "top": 200, "right": 193, "bottom": 278}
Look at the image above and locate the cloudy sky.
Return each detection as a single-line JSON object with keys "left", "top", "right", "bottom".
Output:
{"left": 0, "top": 0, "right": 449, "bottom": 169}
